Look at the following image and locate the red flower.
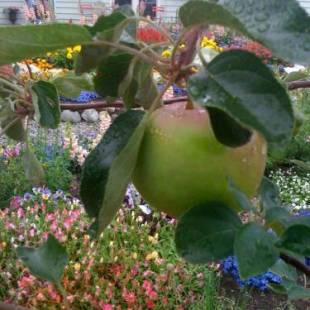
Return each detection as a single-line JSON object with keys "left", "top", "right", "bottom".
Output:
{"left": 137, "top": 27, "right": 168, "bottom": 43}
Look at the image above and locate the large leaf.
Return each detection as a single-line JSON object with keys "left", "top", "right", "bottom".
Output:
{"left": 276, "top": 224, "right": 310, "bottom": 256}
{"left": 17, "top": 234, "right": 68, "bottom": 284}
{"left": 179, "top": 0, "right": 310, "bottom": 65}
{"left": 75, "top": 12, "right": 128, "bottom": 74}
{"left": 23, "top": 145, "right": 45, "bottom": 186}
{"left": 53, "top": 72, "right": 93, "bottom": 98}
{"left": 281, "top": 279, "right": 310, "bottom": 300}
{"left": 94, "top": 53, "right": 134, "bottom": 98}
{"left": 234, "top": 223, "right": 279, "bottom": 278}
{"left": 119, "top": 60, "right": 158, "bottom": 109}
{"left": 31, "top": 81, "right": 60, "bottom": 129}
{"left": 1, "top": 117, "right": 26, "bottom": 141}
{"left": 0, "top": 24, "right": 92, "bottom": 65}
{"left": 270, "top": 259, "right": 297, "bottom": 282}
{"left": 259, "top": 177, "right": 281, "bottom": 211}
{"left": 80, "top": 110, "right": 147, "bottom": 233}
{"left": 265, "top": 207, "right": 291, "bottom": 235}
{"left": 207, "top": 107, "right": 252, "bottom": 147}
{"left": 188, "top": 50, "right": 294, "bottom": 148}
{"left": 175, "top": 202, "right": 242, "bottom": 264}
{"left": 227, "top": 179, "right": 253, "bottom": 211}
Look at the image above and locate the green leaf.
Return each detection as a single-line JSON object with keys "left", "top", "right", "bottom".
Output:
{"left": 270, "top": 259, "right": 297, "bottom": 282}
{"left": 119, "top": 60, "right": 158, "bottom": 109}
{"left": 17, "top": 234, "right": 68, "bottom": 284}
{"left": 114, "top": 4, "right": 137, "bottom": 43}
{"left": 1, "top": 117, "right": 26, "bottom": 141}
{"left": 0, "top": 24, "right": 92, "bottom": 65}
{"left": 227, "top": 179, "right": 253, "bottom": 211}
{"left": 23, "top": 145, "right": 45, "bottom": 186}
{"left": 188, "top": 50, "right": 294, "bottom": 148}
{"left": 31, "top": 81, "right": 60, "bottom": 129}
{"left": 234, "top": 223, "right": 279, "bottom": 278}
{"left": 53, "top": 72, "right": 93, "bottom": 98}
{"left": 75, "top": 12, "right": 128, "bottom": 74}
{"left": 179, "top": 0, "right": 310, "bottom": 65}
{"left": 276, "top": 224, "right": 310, "bottom": 256}
{"left": 175, "top": 202, "right": 242, "bottom": 264}
{"left": 94, "top": 53, "right": 134, "bottom": 98}
{"left": 259, "top": 177, "right": 282, "bottom": 211}
{"left": 80, "top": 110, "right": 147, "bottom": 233}
{"left": 265, "top": 207, "right": 291, "bottom": 235}
{"left": 281, "top": 279, "right": 310, "bottom": 300}
{"left": 284, "top": 71, "right": 308, "bottom": 83}
{"left": 207, "top": 107, "right": 252, "bottom": 147}
{"left": 134, "top": 70, "right": 159, "bottom": 110}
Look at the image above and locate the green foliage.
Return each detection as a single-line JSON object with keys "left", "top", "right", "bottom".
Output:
{"left": 0, "top": 24, "right": 92, "bottom": 65}
{"left": 80, "top": 110, "right": 146, "bottom": 232}
{"left": 94, "top": 52, "right": 134, "bottom": 98}
{"left": 31, "top": 81, "right": 60, "bottom": 129}
{"left": 175, "top": 202, "right": 242, "bottom": 263}
{"left": 179, "top": 0, "right": 310, "bottom": 65}
{"left": 52, "top": 72, "right": 93, "bottom": 98}
{"left": 234, "top": 223, "right": 279, "bottom": 279}
{"left": 188, "top": 50, "right": 294, "bottom": 148}
{"left": 17, "top": 234, "right": 68, "bottom": 284}
{"left": 0, "top": 0, "right": 309, "bottom": 300}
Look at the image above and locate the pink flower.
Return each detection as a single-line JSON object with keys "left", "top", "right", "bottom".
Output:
{"left": 99, "top": 302, "right": 113, "bottom": 310}
{"left": 29, "top": 228, "right": 36, "bottom": 237}
{"left": 45, "top": 213, "right": 55, "bottom": 222}
{"left": 142, "top": 280, "right": 153, "bottom": 292}
{"left": 149, "top": 290, "right": 158, "bottom": 300}
{"left": 122, "top": 289, "right": 136, "bottom": 305}
{"left": 18, "top": 275, "right": 34, "bottom": 289}
{"left": 17, "top": 208, "right": 24, "bottom": 218}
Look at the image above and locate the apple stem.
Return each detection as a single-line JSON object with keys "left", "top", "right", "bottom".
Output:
{"left": 185, "top": 101, "right": 194, "bottom": 110}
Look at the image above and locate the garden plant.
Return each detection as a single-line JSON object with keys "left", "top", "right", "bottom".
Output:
{"left": 0, "top": 0, "right": 310, "bottom": 307}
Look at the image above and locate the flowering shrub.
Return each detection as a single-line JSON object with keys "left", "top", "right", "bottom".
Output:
{"left": 221, "top": 256, "right": 282, "bottom": 290}
{"left": 60, "top": 90, "right": 101, "bottom": 103}
{"left": 269, "top": 168, "right": 310, "bottom": 211}
{"left": 0, "top": 188, "right": 207, "bottom": 309}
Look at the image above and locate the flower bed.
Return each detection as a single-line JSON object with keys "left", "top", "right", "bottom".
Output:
{"left": 0, "top": 188, "right": 206, "bottom": 309}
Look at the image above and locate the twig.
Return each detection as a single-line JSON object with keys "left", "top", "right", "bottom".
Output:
{"left": 24, "top": 61, "right": 34, "bottom": 80}
{"left": 0, "top": 77, "right": 24, "bottom": 95}
{"left": 288, "top": 80, "right": 310, "bottom": 90}
{"left": 280, "top": 252, "right": 310, "bottom": 277}
{"left": 90, "top": 39, "right": 166, "bottom": 70}
{"left": 149, "top": 74, "right": 178, "bottom": 113}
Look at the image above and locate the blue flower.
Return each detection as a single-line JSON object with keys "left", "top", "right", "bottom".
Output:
{"left": 220, "top": 256, "right": 282, "bottom": 291}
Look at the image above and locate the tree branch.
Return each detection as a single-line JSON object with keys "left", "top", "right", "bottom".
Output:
{"left": 287, "top": 80, "right": 310, "bottom": 91}
{"left": 280, "top": 252, "right": 310, "bottom": 277}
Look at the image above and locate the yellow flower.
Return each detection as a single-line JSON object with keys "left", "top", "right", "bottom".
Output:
{"left": 74, "top": 263, "right": 81, "bottom": 271}
{"left": 146, "top": 251, "right": 159, "bottom": 261}
{"left": 162, "top": 49, "right": 172, "bottom": 58}
{"left": 148, "top": 235, "right": 158, "bottom": 245}
{"left": 73, "top": 45, "right": 82, "bottom": 53}
{"left": 67, "top": 47, "right": 73, "bottom": 53}
{"left": 132, "top": 252, "right": 138, "bottom": 259}
{"left": 46, "top": 52, "right": 52, "bottom": 57}
{"left": 66, "top": 53, "right": 73, "bottom": 59}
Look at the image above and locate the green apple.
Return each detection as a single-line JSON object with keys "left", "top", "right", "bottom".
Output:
{"left": 133, "top": 102, "right": 267, "bottom": 217}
